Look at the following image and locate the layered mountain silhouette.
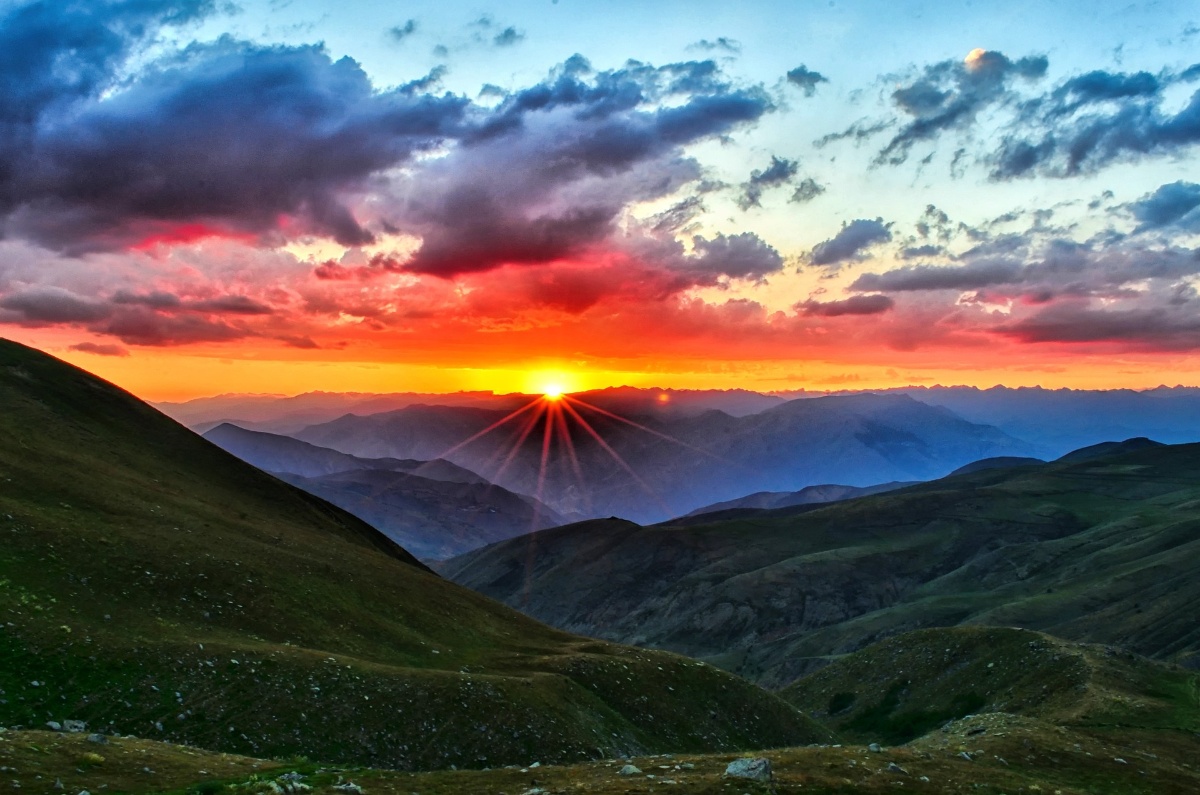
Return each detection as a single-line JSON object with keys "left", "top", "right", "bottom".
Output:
{"left": 203, "top": 423, "right": 562, "bottom": 559}
{"left": 0, "top": 338, "right": 825, "bottom": 769}
{"left": 293, "top": 393, "right": 1034, "bottom": 522}
{"left": 445, "top": 438, "right": 1200, "bottom": 687}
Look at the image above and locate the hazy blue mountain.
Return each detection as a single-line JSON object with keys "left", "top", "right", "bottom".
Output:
{"left": 294, "top": 393, "right": 1034, "bottom": 523}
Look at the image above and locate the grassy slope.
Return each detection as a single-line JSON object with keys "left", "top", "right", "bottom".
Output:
{"left": 0, "top": 339, "right": 825, "bottom": 770}
{"left": 783, "top": 626, "right": 1200, "bottom": 745}
{"left": 446, "top": 443, "right": 1200, "bottom": 686}
{"left": 5, "top": 718, "right": 1200, "bottom": 795}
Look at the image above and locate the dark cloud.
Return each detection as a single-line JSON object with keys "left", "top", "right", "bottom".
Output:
{"left": 0, "top": 286, "right": 111, "bottom": 323}
{"left": 798, "top": 294, "right": 894, "bottom": 316}
{"left": 690, "top": 37, "right": 741, "bottom": 54}
{"left": 876, "top": 50, "right": 1047, "bottom": 166}
{"left": 1128, "top": 181, "right": 1200, "bottom": 232}
{"left": 0, "top": 4, "right": 469, "bottom": 252}
{"left": 493, "top": 26, "right": 524, "bottom": 47}
{"left": 991, "top": 67, "right": 1200, "bottom": 178}
{"left": 738, "top": 156, "right": 799, "bottom": 209}
{"left": 388, "top": 19, "right": 417, "bottom": 43}
{"left": 649, "top": 196, "right": 705, "bottom": 233}
{"left": 995, "top": 302, "right": 1200, "bottom": 349}
{"left": 815, "top": 118, "right": 893, "bottom": 148}
{"left": 68, "top": 341, "right": 129, "bottom": 357}
{"left": 789, "top": 178, "right": 825, "bottom": 204}
{"left": 686, "top": 232, "right": 784, "bottom": 280}
{"left": 851, "top": 259, "right": 1022, "bottom": 292}
{"left": 98, "top": 308, "right": 249, "bottom": 346}
{"left": 397, "top": 58, "right": 773, "bottom": 277}
{"left": 900, "top": 244, "right": 943, "bottom": 258}
{"left": 786, "top": 65, "right": 828, "bottom": 97}
{"left": 809, "top": 218, "right": 892, "bottom": 266}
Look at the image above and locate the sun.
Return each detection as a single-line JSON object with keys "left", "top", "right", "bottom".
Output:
{"left": 542, "top": 383, "right": 565, "bottom": 400}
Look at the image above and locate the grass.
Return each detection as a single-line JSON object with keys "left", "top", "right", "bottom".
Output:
{"left": 3, "top": 721, "right": 1199, "bottom": 795}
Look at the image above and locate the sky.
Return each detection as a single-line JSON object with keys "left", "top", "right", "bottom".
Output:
{"left": 1, "top": 0, "right": 1199, "bottom": 399}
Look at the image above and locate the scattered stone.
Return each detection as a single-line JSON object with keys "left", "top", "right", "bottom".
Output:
{"left": 959, "top": 752, "right": 973, "bottom": 761}
{"left": 63, "top": 720, "right": 86, "bottom": 734}
{"left": 1115, "top": 758, "right": 1128, "bottom": 764}
{"left": 46, "top": 721, "right": 62, "bottom": 731}
{"left": 85, "top": 734, "right": 107, "bottom": 745}
{"left": 332, "top": 784, "right": 362, "bottom": 794}
{"left": 724, "top": 758, "right": 772, "bottom": 782}
{"left": 868, "top": 743, "right": 882, "bottom": 753}
{"left": 278, "top": 773, "right": 305, "bottom": 782}
{"left": 886, "top": 762, "right": 908, "bottom": 775}
{"left": 617, "top": 765, "right": 642, "bottom": 776}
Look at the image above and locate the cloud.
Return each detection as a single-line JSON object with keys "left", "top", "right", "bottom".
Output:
{"left": 98, "top": 308, "right": 250, "bottom": 346}
{"left": 851, "top": 259, "right": 1022, "bottom": 291}
{"left": 809, "top": 218, "right": 893, "bottom": 266}
{"left": 686, "top": 232, "right": 784, "bottom": 280}
{"left": 395, "top": 58, "right": 773, "bottom": 277}
{"left": 690, "top": 37, "right": 741, "bottom": 55}
{"left": 493, "top": 26, "right": 524, "bottom": 47}
{"left": 786, "top": 65, "right": 828, "bottom": 97}
{"left": 388, "top": 19, "right": 417, "bottom": 43}
{"left": 798, "top": 294, "right": 894, "bottom": 316}
{"left": 738, "top": 156, "right": 799, "bottom": 209}
{"left": 876, "top": 49, "right": 1047, "bottom": 166}
{"left": 789, "top": 178, "right": 825, "bottom": 204}
{"left": 1128, "top": 181, "right": 1200, "bottom": 232}
{"left": 68, "top": 341, "right": 129, "bottom": 357}
{"left": 0, "top": 4, "right": 469, "bottom": 253}
{"left": 991, "top": 67, "right": 1200, "bottom": 178}
{"left": 0, "top": 286, "right": 111, "bottom": 323}
{"left": 995, "top": 302, "right": 1200, "bottom": 349}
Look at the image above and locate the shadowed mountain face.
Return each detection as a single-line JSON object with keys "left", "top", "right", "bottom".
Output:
{"left": 203, "top": 423, "right": 562, "bottom": 559}
{"left": 294, "top": 393, "right": 1033, "bottom": 523}
{"left": 445, "top": 440, "right": 1200, "bottom": 687}
{"left": 0, "top": 339, "right": 827, "bottom": 768}
{"left": 274, "top": 468, "right": 565, "bottom": 561}
{"left": 203, "top": 422, "right": 487, "bottom": 482}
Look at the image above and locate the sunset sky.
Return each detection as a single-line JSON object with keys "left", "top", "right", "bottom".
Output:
{"left": 1, "top": 0, "right": 1199, "bottom": 399}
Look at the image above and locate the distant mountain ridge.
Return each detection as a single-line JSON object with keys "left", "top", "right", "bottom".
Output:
{"left": 680, "top": 481, "right": 918, "bottom": 520}
{"left": 294, "top": 392, "right": 1034, "bottom": 523}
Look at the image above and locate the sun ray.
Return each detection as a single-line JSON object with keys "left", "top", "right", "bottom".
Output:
{"left": 433, "top": 397, "right": 541, "bottom": 461}
{"left": 560, "top": 398, "right": 673, "bottom": 515}
{"left": 553, "top": 398, "right": 590, "bottom": 515}
{"left": 566, "top": 395, "right": 749, "bottom": 470}
{"left": 488, "top": 401, "right": 547, "bottom": 486}
{"left": 531, "top": 401, "right": 557, "bottom": 529}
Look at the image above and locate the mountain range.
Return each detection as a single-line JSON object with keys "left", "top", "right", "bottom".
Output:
{"left": 290, "top": 393, "right": 1034, "bottom": 523}
{"left": 203, "top": 423, "right": 562, "bottom": 559}
{"left": 445, "top": 436, "right": 1200, "bottom": 687}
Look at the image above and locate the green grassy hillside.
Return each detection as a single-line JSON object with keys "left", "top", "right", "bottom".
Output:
{"left": 0, "top": 339, "right": 826, "bottom": 769}
{"left": 447, "top": 440, "right": 1200, "bottom": 686}
{"left": 783, "top": 626, "right": 1200, "bottom": 745}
